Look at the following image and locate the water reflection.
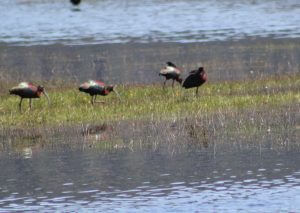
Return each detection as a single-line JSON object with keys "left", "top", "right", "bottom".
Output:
{"left": 1, "top": 146, "right": 300, "bottom": 211}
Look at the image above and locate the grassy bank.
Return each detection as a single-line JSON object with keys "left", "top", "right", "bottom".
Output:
{"left": 0, "top": 74, "right": 299, "bottom": 128}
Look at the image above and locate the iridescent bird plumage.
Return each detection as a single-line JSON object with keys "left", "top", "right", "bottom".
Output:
{"left": 9, "top": 82, "right": 50, "bottom": 111}
{"left": 159, "top": 62, "right": 182, "bottom": 89}
{"left": 182, "top": 67, "right": 207, "bottom": 95}
{"left": 79, "top": 80, "right": 121, "bottom": 104}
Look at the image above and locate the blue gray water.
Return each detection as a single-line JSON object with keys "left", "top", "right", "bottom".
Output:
{"left": 1, "top": 145, "right": 300, "bottom": 212}
{"left": 1, "top": 0, "right": 300, "bottom": 45}
{"left": 1, "top": 0, "right": 300, "bottom": 211}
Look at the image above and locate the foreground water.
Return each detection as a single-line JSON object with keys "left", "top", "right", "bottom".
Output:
{"left": 1, "top": 142, "right": 300, "bottom": 212}
{"left": 1, "top": 0, "right": 300, "bottom": 45}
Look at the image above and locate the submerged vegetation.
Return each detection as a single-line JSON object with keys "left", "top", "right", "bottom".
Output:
{"left": 0, "top": 74, "right": 299, "bottom": 128}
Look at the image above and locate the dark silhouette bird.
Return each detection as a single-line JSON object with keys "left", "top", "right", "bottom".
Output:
{"left": 70, "top": 0, "right": 81, "bottom": 6}
{"left": 182, "top": 67, "right": 207, "bottom": 95}
{"left": 9, "top": 82, "right": 50, "bottom": 111}
{"left": 79, "top": 80, "right": 121, "bottom": 104}
{"left": 159, "top": 62, "right": 183, "bottom": 90}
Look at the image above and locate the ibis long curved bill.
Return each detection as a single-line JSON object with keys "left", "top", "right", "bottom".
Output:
{"left": 43, "top": 90, "right": 51, "bottom": 105}
{"left": 113, "top": 86, "right": 122, "bottom": 101}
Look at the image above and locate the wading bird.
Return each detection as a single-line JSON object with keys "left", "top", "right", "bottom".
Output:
{"left": 70, "top": 0, "right": 81, "bottom": 6}
{"left": 79, "top": 80, "right": 121, "bottom": 104}
{"left": 182, "top": 67, "right": 207, "bottom": 95}
{"left": 9, "top": 82, "right": 50, "bottom": 111}
{"left": 159, "top": 62, "right": 183, "bottom": 90}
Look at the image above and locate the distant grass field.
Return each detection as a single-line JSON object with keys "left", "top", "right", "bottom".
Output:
{"left": 0, "top": 74, "right": 299, "bottom": 128}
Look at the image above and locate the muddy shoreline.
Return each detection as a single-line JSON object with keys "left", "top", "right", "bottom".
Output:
{"left": 0, "top": 38, "right": 299, "bottom": 84}
{"left": 1, "top": 104, "right": 299, "bottom": 153}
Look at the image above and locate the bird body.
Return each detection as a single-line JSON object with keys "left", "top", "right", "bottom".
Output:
{"left": 79, "top": 80, "right": 110, "bottom": 96}
{"left": 10, "top": 82, "right": 42, "bottom": 98}
{"left": 182, "top": 67, "right": 207, "bottom": 95}
{"left": 9, "top": 82, "right": 50, "bottom": 111}
{"left": 159, "top": 62, "right": 182, "bottom": 89}
{"left": 79, "top": 80, "right": 121, "bottom": 104}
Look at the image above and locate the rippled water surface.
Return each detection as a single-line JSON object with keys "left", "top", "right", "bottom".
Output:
{"left": 1, "top": 144, "right": 300, "bottom": 212}
{"left": 1, "top": 0, "right": 300, "bottom": 45}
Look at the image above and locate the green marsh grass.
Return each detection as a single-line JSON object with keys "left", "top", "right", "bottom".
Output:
{"left": 0, "top": 74, "right": 299, "bottom": 128}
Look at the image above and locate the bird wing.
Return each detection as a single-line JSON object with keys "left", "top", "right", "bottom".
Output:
{"left": 27, "top": 82, "right": 38, "bottom": 91}
{"left": 9, "top": 82, "right": 38, "bottom": 96}
{"left": 17, "top": 82, "right": 29, "bottom": 88}
{"left": 183, "top": 70, "right": 206, "bottom": 88}
{"left": 182, "top": 73, "right": 198, "bottom": 88}
{"left": 11, "top": 82, "right": 36, "bottom": 91}
{"left": 90, "top": 80, "right": 105, "bottom": 87}
{"left": 160, "top": 66, "right": 181, "bottom": 75}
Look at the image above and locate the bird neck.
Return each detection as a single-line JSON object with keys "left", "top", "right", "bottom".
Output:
{"left": 36, "top": 90, "right": 43, "bottom": 97}
{"left": 201, "top": 72, "right": 207, "bottom": 81}
{"left": 104, "top": 90, "right": 110, "bottom": 95}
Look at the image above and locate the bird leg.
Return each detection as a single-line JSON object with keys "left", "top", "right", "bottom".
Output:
{"left": 94, "top": 95, "right": 105, "bottom": 104}
{"left": 172, "top": 80, "right": 175, "bottom": 88}
{"left": 19, "top": 98, "right": 23, "bottom": 112}
{"left": 91, "top": 95, "right": 95, "bottom": 105}
{"left": 163, "top": 79, "right": 167, "bottom": 90}
{"left": 29, "top": 99, "right": 32, "bottom": 110}
{"left": 196, "top": 87, "right": 199, "bottom": 96}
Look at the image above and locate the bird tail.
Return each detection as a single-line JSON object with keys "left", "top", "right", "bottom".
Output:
{"left": 9, "top": 88, "right": 17, "bottom": 95}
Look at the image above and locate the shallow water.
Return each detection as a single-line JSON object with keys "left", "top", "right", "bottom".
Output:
{"left": 1, "top": 142, "right": 300, "bottom": 212}
{"left": 1, "top": 0, "right": 300, "bottom": 45}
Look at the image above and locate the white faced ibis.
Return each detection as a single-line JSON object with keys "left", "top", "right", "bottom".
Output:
{"left": 70, "top": 0, "right": 81, "bottom": 6}
{"left": 79, "top": 80, "right": 121, "bottom": 104}
{"left": 182, "top": 67, "right": 207, "bottom": 95}
{"left": 159, "top": 62, "right": 183, "bottom": 90}
{"left": 9, "top": 82, "right": 50, "bottom": 111}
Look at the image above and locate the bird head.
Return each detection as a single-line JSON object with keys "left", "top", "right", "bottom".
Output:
{"left": 166, "top": 61, "right": 177, "bottom": 68}
{"left": 199, "top": 67, "right": 207, "bottom": 81}
{"left": 106, "top": 85, "right": 114, "bottom": 92}
{"left": 38, "top": 85, "right": 51, "bottom": 105}
{"left": 37, "top": 85, "right": 44, "bottom": 92}
{"left": 106, "top": 85, "right": 122, "bottom": 101}
{"left": 177, "top": 78, "right": 183, "bottom": 84}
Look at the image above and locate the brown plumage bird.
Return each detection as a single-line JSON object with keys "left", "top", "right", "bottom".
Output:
{"left": 9, "top": 82, "right": 50, "bottom": 111}
{"left": 182, "top": 67, "right": 207, "bottom": 95}
{"left": 79, "top": 80, "right": 121, "bottom": 104}
{"left": 159, "top": 62, "right": 183, "bottom": 90}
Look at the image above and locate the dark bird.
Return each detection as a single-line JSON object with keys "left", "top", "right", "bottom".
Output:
{"left": 182, "top": 67, "right": 207, "bottom": 95}
{"left": 79, "top": 80, "right": 121, "bottom": 104}
{"left": 70, "top": 0, "right": 81, "bottom": 6}
{"left": 9, "top": 82, "right": 50, "bottom": 111}
{"left": 159, "top": 62, "right": 183, "bottom": 90}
